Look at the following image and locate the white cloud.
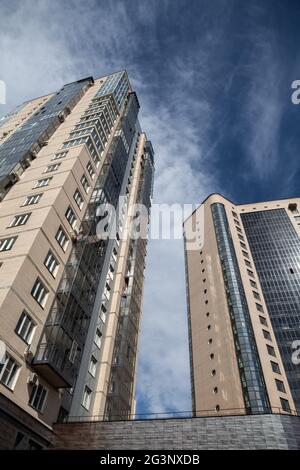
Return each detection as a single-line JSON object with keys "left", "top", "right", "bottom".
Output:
{"left": 236, "top": 7, "right": 286, "bottom": 178}
{"left": 136, "top": 96, "right": 215, "bottom": 414}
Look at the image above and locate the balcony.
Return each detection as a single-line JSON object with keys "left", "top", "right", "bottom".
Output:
{"left": 32, "top": 342, "right": 76, "bottom": 389}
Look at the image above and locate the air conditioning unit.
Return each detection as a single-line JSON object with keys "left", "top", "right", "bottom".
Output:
{"left": 10, "top": 172, "right": 20, "bottom": 183}
{"left": 22, "top": 158, "right": 31, "bottom": 168}
{"left": 24, "top": 344, "right": 34, "bottom": 358}
{"left": 58, "top": 112, "right": 65, "bottom": 123}
{"left": 29, "top": 150, "right": 37, "bottom": 160}
{"left": 27, "top": 372, "right": 39, "bottom": 385}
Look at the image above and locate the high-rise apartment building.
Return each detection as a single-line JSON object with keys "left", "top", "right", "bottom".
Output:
{"left": 0, "top": 71, "right": 154, "bottom": 449}
{"left": 184, "top": 193, "right": 300, "bottom": 417}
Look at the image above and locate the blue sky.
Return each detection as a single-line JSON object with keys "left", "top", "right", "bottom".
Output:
{"left": 1, "top": 0, "right": 300, "bottom": 415}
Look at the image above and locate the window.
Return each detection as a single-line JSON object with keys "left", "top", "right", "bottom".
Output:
{"left": 210, "top": 353, "right": 214, "bottom": 359}
{"left": 80, "top": 174, "right": 90, "bottom": 193}
{"left": 250, "top": 279, "right": 258, "bottom": 289}
{"left": 112, "top": 247, "right": 117, "bottom": 261}
{"left": 280, "top": 398, "right": 290, "bottom": 412}
{"left": 267, "top": 344, "right": 276, "bottom": 357}
{"left": 55, "top": 226, "right": 69, "bottom": 251}
{"left": 35, "top": 177, "right": 52, "bottom": 188}
{"left": 0, "top": 236, "right": 17, "bottom": 252}
{"left": 87, "top": 161, "right": 95, "bottom": 179}
{"left": 31, "top": 278, "right": 48, "bottom": 308}
{"left": 211, "top": 369, "right": 216, "bottom": 376}
{"left": 213, "top": 387, "right": 218, "bottom": 394}
{"left": 232, "top": 211, "right": 238, "bottom": 219}
{"left": 236, "top": 226, "right": 242, "bottom": 234}
{"left": 207, "top": 324, "right": 211, "bottom": 330}
{"left": 238, "top": 234, "right": 245, "bottom": 241}
{"left": 100, "top": 304, "right": 107, "bottom": 324}
{"left": 15, "top": 311, "right": 35, "bottom": 344}
{"left": 73, "top": 189, "right": 84, "bottom": 209}
{"left": 9, "top": 213, "right": 31, "bottom": 227}
{"left": 247, "top": 269, "right": 255, "bottom": 278}
{"left": 240, "top": 241, "right": 247, "bottom": 249}
{"left": 256, "top": 303, "right": 264, "bottom": 312}
{"left": 52, "top": 151, "right": 68, "bottom": 160}
{"left": 242, "top": 250, "right": 249, "bottom": 258}
{"left": 29, "top": 384, "right": 47, "bottom": 412}
{"left": 103, "top": 283, "right": 111, "bottom": 301}
{"left": 89, "top": 356, "right": 97, "bottom": 377}
{"left": 82, "top": 386, "right": 92, "bottom": 410}
{"left": 23, "top": 193, "right": 42, "bottom": 206}
{"left": 108, "top": 264, "right": 115, "bottom": 281}
{"left": 44, "top": 163, "right": 60, "bottom": 173}
{"left": 215, "top": 405, "right": 220, "bottom": 412}
{"left": 94, "top": 329, "right": 102, "bottom": 349}
{"left": 69, "top": 340, "right": 78, "bottom": 364}
{"left": 275, "top": 379, "right": 286, "bottom": 393}
{"left": 0, "top": 355, "right": 20, "bottom": 390}
{"left": 253, "top": 291, "right": 261, "bottom": 300}
{"left": 262, "top": 329, "right": 272, "bottom": 341}
{"left": 259, "top": 316, "right": 268, "bottom": 326}
{"left": 271, "top": 361, "right": 281, "bottom": 374}
{"left": 244, "top": 259, "right": 252, "bottom": 268}
{"left": 93, "top": 155, "right": 100, "bottom": 167}
{"left": 44, "top": 250, "right": 59, "bottom": 277}
{"left": 57, "top": 407, "right": 69, "bottom": 423}
{"left": 65, "top": 206, "right": 77, "bottom": 229}
{"left": 28, "top": 440, "right": 43, "bottom": 450}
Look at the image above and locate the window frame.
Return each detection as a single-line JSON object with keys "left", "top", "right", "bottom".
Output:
{"left": 65, "top": 206, "right": 77, "bottom": 229}
{"left": 0, "top": 236, "right": 17, "bottom": 252}
{"left": 0, "top": 354, "right": 20, "bottom": 390}
{"left": 73, "top": 189, "right": 84, "bottom": 209}
{"left": 82, "top": 386, "right": 92, "bottom": 410}
{"left": 31, "top": 278, "right": 49, "bottom": 309}
{"left": 28, "top": 383, "right": 48, "bottom": 413}
{"left": 34, "top": 177, "right": 52, "bottom": 188}
{"left": 22, "top": 193, "right": 42, "bottom": 206}
{"left": 44, "top": 250, "right": 60, "bottom": 277}
{"left": 55, "top": 226, "right": 69, "bottom": 252}
{"left": 15, "top": 310, "right": 36, "bottom": 345}
{"left": 9, "top": 212, "right": 31, "bottom": 228}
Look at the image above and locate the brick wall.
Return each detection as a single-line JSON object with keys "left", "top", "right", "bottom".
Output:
{"left": 52, "top": 414, "right": 300, "bottom": 450}
{"left": 0, "top": 394, "right": 53, "bottom": 449}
